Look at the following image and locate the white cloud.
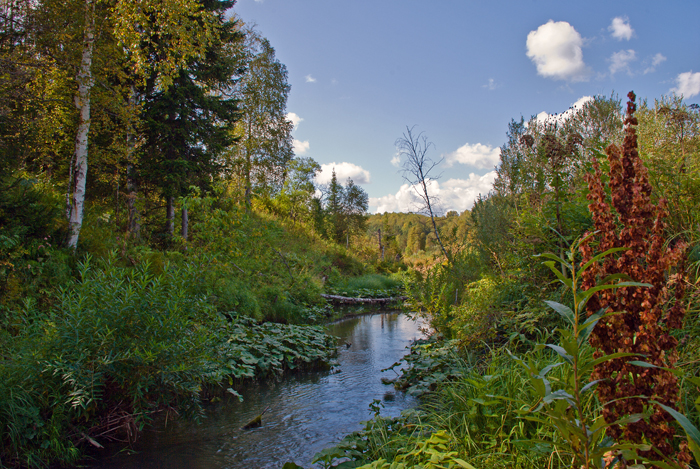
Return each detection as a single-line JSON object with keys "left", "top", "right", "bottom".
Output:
{"left": 370, "top": 172, "right": 497, "bottom": 214}
{"left": 671, "top": 71, "right": 700, "bottom": 98}
{"left": 644, "top": 53, "right": 667, "bottom": 74}
{"left": 293, "top": 139, "right": 310, "bottom": 155}
{"left": 534, "top": 95, "right": 594, "bottom": 125}
{"left": 609, "top": 16, "right": 634, "bottom": 41}
{"left": 287, "top": 112, "right": 303, "bottom": 129}
{"left": 316, "top": 162, "right": 371, "bottom": 185}
{"left": 483, "top": 78, "right": 497, "bottom": 90}
{"left": 305, "top": 75, "right": 316, "bottom": 83}
{"left": 444, "top": 143, "right": 500, "bottom": 170}
{"left": 526, "top": 20, "right": 589, "bottom": 82}
{"left": 608, "top": 49, "right": 636, "bottom": 76}
{"left": 390, "top": 153, "right": 401, "bottom": 167}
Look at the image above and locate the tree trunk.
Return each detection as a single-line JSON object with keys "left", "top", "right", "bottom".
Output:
{"left": 67, "top": 0, "right": 95, "bottom": 249}
{"left": 166, "top": 196, "right": 174, "bottom": 235}
{"left": 423, "top": 179, "right": 450, "bottom": 263}
{"left": 244, "top": 130, "right": 252, "bottom": 212}
{"left": 181, "top": 205, "right": 188, "bottom": 241}
{"left": 378, "top": 228, "right": 384, "bottom": 261}
{"left": 126, "top": 85, "right": 140, "bottom": 238}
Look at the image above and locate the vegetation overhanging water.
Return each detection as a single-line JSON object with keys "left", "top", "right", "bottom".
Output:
{"left": 86, "top": 312, "right": 425, "bottom": 469}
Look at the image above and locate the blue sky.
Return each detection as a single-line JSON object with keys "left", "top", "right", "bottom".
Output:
{"left": 231, "top": 0, "right": 700, "bottom": 214}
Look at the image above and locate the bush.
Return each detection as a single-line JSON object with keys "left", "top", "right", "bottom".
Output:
{"left": 0, "top": 254, "right": 219, "bottom": 466}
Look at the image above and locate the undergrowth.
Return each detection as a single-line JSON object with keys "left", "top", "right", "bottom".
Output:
{"left": 0, "top": 254, "right": 338, "bottom": 468}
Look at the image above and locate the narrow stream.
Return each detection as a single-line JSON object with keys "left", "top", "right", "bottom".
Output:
{"left": 89, "top": 312, "right": 425, "bottom": 469}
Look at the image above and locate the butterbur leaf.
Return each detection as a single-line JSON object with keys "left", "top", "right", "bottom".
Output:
{"left": 226, "top": 388, "right": 243, "bottom": 402}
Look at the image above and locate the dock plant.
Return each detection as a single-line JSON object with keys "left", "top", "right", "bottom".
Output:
{"left": 515, "top": 238, "right": 652, "bottom": 468}
{"left": 580, "top": 92, "right": 692, "bottom": 466}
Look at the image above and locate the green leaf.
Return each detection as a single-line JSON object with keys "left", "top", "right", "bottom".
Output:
{"left": 452, "top": 458, "right": 478, "bottom": 469}
{"left": 579, "top": 246, "right": 628, "bottom": 274}
{"left": 542, "top": 262, "right": 573, "bottom": 289}
{"left": 281, "top": 463, "right": 305, "bottom": 469}
{"left": 544, "top": 300, "right": 575, "bottom": 325}
{"left": 536, "top": 252, "right": 572, "bottom": 270}
{"left": 589, "top": 352, "right": 639, "bottom": 368}
{"left": 599, "top": 273, "right": 635, "bottom": 284}
{"left": 580, "top": 379, "right": 601, "bottom": 394}
{"left": 543, "top": 389, "right": 575, "bottom": 405}
{"left": 546, "top": 344, "right": 573, "bottom": 364}
{"left": 653, "top": 401, "right": 700, "bottom": 459}
{"left": 627, "top": 361, "right": 684, "bottom": 378}
{"left": 577, "top": 281, "right": 652, "bottom": 311}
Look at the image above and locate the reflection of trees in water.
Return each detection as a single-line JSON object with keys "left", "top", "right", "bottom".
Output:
{"left": 94, "top": 313, "right": 423, "bottom": 469}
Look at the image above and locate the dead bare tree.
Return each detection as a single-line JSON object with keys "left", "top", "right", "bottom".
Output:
{"left": 395, "top": 125, "right": 451, "bottom": 263}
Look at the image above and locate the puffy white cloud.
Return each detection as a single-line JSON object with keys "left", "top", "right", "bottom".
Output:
{"left": 609, "top": 16, "right": 634, "bottom": 41}
{"left": 293, "top": 139, "right": 310, "bottom": 155}
{"left": 534, "top": 95, "right": 593, "bottom": 125}
{"left": 316, "top": 162, "right": 371, "bottom": 185}
{"left": 526, "top": 20, "right": 589, "bottom": 82}
{"left": 444, "top": 143, "right": 500, "bottom": 170}
{"left": 287, "top": 112, "right": 303, "bottom": 129}
{"left": 370, "top": 172, "right": 497, "bottom": 214}
{"left": 671, "top": 71, "right": 700, "bottom": 98}
{"left": 390, "top": 153, "right": 401, "bottom": 167}
{"left": 305, "top": 74, "right": 316, "bottom": 83}
{"left": 370, "top": 183, "right": 425, "bottom": 214}
{"left": 644, "top": 53, "right": 666, "bottom": 74}
{"left": 608, "top": 49, "right": 636, "bottom": 76}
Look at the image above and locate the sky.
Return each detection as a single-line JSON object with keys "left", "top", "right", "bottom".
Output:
{"left": 231, "top": 0, "right": 700, "bottom": 214}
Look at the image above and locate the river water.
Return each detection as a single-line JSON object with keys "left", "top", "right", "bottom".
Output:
{"left": 89, "top": 312, "right": 425, "bottom": 469}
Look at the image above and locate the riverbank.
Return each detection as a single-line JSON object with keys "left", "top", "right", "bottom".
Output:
{"left": 81, "top": 312, "right": 424, "bottom": 469}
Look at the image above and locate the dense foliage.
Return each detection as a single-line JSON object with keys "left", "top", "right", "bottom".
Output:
{"left": 3, "top": 0, "right": 700, "bottom": 466}
{"left": 309, "top": 93, "right": 700, "bottom": 469}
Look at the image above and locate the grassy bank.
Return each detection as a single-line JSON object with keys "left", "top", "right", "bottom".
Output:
{"left": 0, "top": 186, "right": 381, "bottom": 467}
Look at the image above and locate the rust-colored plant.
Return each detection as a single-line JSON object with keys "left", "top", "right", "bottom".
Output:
{"left": 579, "top": 91, "right": 690, "bottom": 465}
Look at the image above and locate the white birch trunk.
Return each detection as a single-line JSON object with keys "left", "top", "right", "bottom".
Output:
{"left": 67, "top": 0, "right": 95, "bottom": 249}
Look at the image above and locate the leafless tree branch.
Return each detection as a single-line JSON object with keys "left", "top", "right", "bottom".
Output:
{"left": 395, "top": 125, "right": 451, "bottom": 263}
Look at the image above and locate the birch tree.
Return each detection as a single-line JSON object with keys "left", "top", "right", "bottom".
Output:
{"left": 62, "top": 0, "right": 225, "bottom": 248}
{"left": 230, "top": 28, "right": 294, "bottom": 210}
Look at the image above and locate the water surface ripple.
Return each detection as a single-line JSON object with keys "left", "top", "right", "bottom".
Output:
{"left": 90, "top": 312, "right": 424, "bottom": 469}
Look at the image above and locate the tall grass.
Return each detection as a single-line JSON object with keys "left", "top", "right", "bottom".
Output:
{"left": 327, "top": 273, "right": 404, "bottom": 298}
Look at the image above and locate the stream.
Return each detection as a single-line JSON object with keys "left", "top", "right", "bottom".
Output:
{"left": 88, "top": 312, "right": 425, "bottom": 469}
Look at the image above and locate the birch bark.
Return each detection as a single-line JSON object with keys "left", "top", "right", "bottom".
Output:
{"left": 67, "top": 0, "right": 95, "bottom": 249}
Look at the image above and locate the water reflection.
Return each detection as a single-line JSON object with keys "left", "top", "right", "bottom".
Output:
{"left": 88, "top": 312, "right": 424, "bottom": 469}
